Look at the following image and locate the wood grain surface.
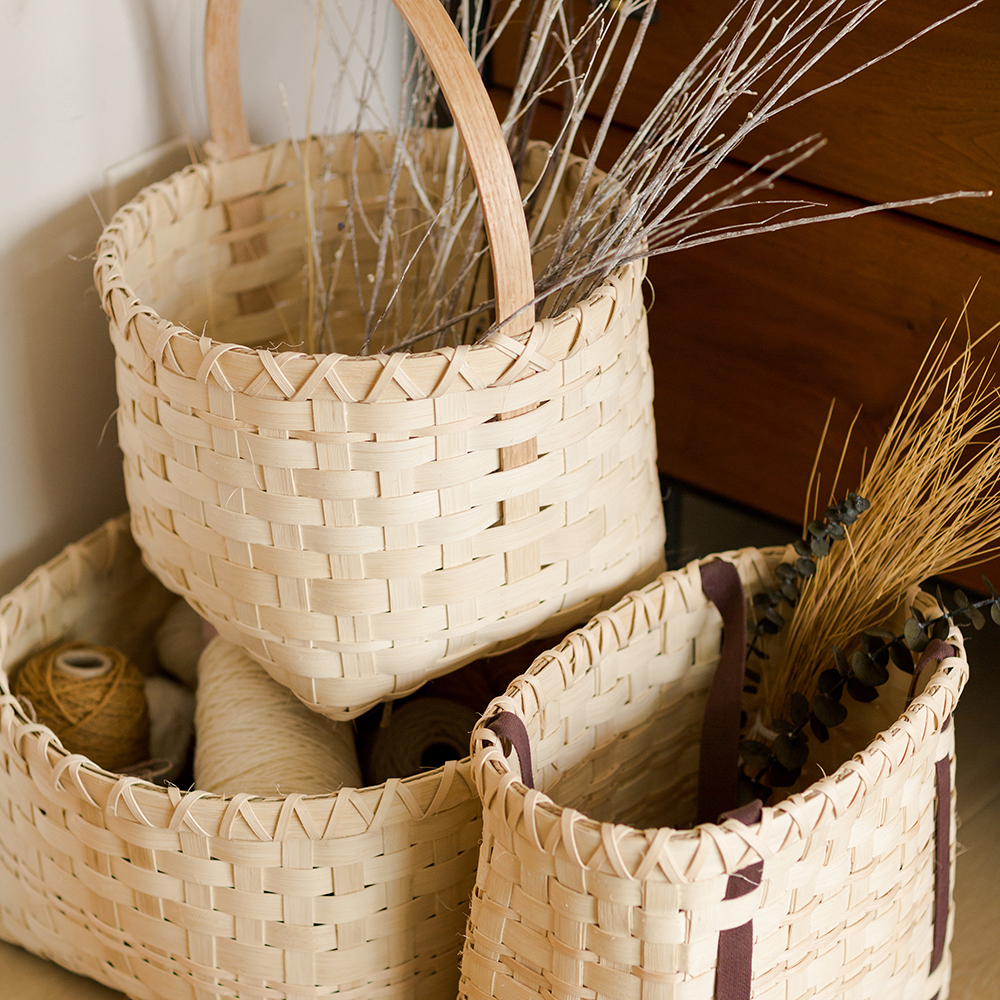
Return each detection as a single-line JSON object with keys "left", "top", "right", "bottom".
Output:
{"left": 490, "top": 0, "right": 1000, "bottom": 239}
{"left": 643, "top": 168, "right": 1000, "bottom": 592}
{"left": 489, "top": 0, "right": 1000, "bottom": 592}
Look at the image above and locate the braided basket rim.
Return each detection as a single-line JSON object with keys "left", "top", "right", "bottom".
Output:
{"left": 93, "top": 132, "right": 645, "bottom": 403}
{"left": 470, "top": 546, "right": 968, "bottom": 876}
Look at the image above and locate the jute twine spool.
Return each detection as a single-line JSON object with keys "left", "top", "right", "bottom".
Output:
{"left": 363, "top": 697, "right": 481, "bottom": 785}
{"left": 194, "top": 638, "right": 362, "bottom": 797}
{"left": 357, "top": 638, "right": 554, "bottom": 783}
{"left": 13, "top": 642, "right": 150, "bottom": 772}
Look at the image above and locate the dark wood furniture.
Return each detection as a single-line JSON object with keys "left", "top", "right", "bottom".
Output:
{"left": 490, "top": 0, "right": 1000, "bottom": 588}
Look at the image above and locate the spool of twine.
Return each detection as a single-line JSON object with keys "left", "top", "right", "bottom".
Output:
{"left": 194, "top": 638, "right": 362, "bottom": 797}
{"left": 13, "top": 642, "right": 150, "bottom": 772}
{"left": 356, "top": 638, "right": 553, "bottom": 784}
{"left": 362, "top": 697, "right": 480, "bottom": 785}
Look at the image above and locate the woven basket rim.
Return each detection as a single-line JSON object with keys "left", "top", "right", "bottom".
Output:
{"left": 93, "top": 132, "right": 645, "bottom": 402}
{"left": 0, "top": 513, "right": 479, "bottom": 840}
{"left": 470, "top": 546, "right": 969, "bottom": 875}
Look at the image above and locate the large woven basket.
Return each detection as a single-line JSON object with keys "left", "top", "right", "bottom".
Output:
{"left": 0, "top": 514, "right": 485, "bottom": 1000}
{"left": 461, "top": 547, "right": 966, "bottom": 1000}
{"left": 93, "top": 0, "right": 666, "bottom": 720}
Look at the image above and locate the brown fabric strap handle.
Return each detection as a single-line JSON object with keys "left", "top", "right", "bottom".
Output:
{"left": 485, "top": 560, "right": 751, "bottom": 804}
{"left": 932, "top": 714, "right": 954, "bottom": 976}
{"left": 907, "top": 638, "right": 955, "bottom": 706}
{"left": 699, "top": 566, "right": 761, "bottom": 1000}
{"left": 485, "top": 710, "right": 535, "bottom": 788}
{"left": 716, "top": 800, "right": 763, "bottom": 1000}
{"left": 697, "top": 559, "right": 749, "bottom": 826}
{"left": 203, "top": 0, "right": 536, "bottom": 340}
{"left": 933, "top": 750, "right": 950, "bottom": 973}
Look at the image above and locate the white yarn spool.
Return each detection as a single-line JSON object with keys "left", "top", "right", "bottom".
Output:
{"left": 194, "top": 638, "right": 362, "bottom": 797}
{"left": 154, "top": 599, "right": 214, "bottom": 689}
{"left": 144, "top": 675, "right": 196, "bottom": 784}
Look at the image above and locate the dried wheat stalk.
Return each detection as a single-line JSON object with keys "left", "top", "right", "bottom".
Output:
{"left": 766, "top": 302, "right": 1000, "bottom": 718}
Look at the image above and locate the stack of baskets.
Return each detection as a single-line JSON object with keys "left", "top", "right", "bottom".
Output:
{"left": 0, "top": 531, "right": 966, "bottom": 999}
{"left": 0, "top": 1, "right": 967, "bottom": 998}
{"left": 0, "top": 1, "right": 665, "bottom": 998}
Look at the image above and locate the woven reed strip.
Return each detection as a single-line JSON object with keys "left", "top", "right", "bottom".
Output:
{"left": 0, "top": 515, "right": 487, "bottom": 1000}
{"left": 96, "top": 134, "right": 666, "bottom": 719}
{"left": 461, "top": 547, "right": 966, "bottom": 1000}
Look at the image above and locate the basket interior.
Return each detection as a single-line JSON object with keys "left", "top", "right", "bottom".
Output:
{"left": 120, "top": 133, "right": 597, "bottom": 357}
{"left": 0, "top": 523, "right": 176, "bottom": 687}
{"left": 523, "top": 554, "right": 945, "bottom": 831}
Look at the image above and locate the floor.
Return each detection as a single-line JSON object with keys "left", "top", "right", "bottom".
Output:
{"left": 3, "top": 483, "right": 999, "bottom": 998}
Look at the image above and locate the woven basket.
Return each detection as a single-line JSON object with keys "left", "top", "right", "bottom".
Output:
{"left": 93, "top": 0, "right": 666, "bottom": 720}
{"left": 0, "top": 514, "right": 486, "bottom": 1000}
{"left": 461, "top": 547, "right": 966, "bottom": 1000}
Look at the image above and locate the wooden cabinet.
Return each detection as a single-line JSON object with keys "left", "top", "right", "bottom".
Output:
{"left": 490, "top": 0, "right": 1000, "bottom": 589}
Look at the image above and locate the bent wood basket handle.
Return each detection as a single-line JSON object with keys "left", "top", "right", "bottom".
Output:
{"left": 203, "top": 0, "right": 536, "bottom": 340}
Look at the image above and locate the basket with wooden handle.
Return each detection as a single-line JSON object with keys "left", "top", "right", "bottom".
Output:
{"left": 94, "top": 0, "right": 666, "bottom": 721}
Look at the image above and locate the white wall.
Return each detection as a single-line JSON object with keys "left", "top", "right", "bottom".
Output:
{"left": 0, "top": 0, "right": 402, "bottom": 594}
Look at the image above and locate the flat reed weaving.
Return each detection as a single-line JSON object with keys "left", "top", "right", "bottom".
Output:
{"left": 95, "top": 124, "right": 665, "bottom": 723}
{"left": 0, "top": 515, "right": 486, "bottom": 1000}
{"left": 462, "top": 548, "right": 966, "bottom": 1000}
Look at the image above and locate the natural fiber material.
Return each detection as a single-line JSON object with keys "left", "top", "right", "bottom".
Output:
{"left": 362, "top": 695, "right": 480, "bottom": 784}
{"left": 12, "top": 641, "right": 150, "bottom": 772}
{"left": 144, "top": 673, "right": 195, "bottom": 784}
{"left": 154, "top": 598, "right": 213, "bottom": 689}
{"left": 0, "top": 516, "right": 485, "bottom": 1000}
{"left": 771, "top": 321, "right": 1000, "bottom": 718}
{"left": 194, "top": 635, "right": 362, "bottom": 795}
{"left": 94, "top": 133, "right": 666, "bottom": 719}
{"left": 461, "top": 548, "right": 966, "bottom": 1000}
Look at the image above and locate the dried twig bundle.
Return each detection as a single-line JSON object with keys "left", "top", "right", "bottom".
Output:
{"left": 303, "top": 0, "right": 989, "bottom": 355}
{"left": 766, "top": 303, "right": 1000, "bottom": 718}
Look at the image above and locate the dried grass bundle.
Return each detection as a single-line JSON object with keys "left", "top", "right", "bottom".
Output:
{"left": 766, "top": 302, "right": 1000, "bottom": 719}
{"left": 300, "top": 0, "right": 989, "bottom": 355}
